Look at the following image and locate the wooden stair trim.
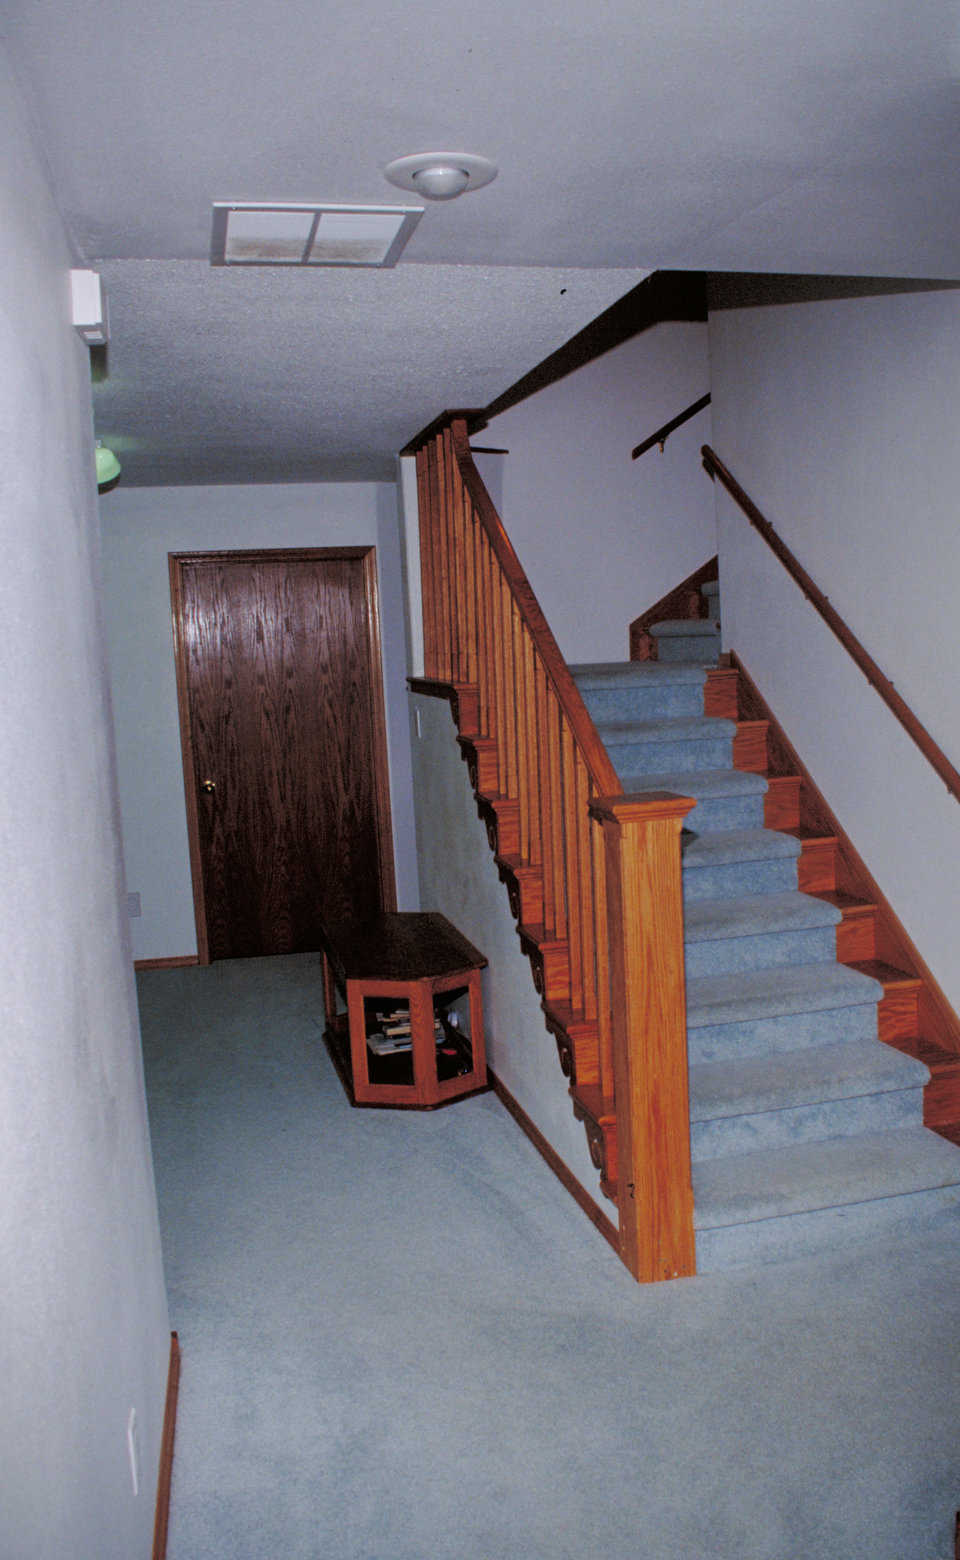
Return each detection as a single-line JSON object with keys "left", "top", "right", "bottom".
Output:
{"left": 488, "top": 1070, "right": 619, "bottom": 1250}
{"left": 151, "top": 1332, "right": 181, "bottom": 1560}
{"left": 571, "top": 1083, "right": 619, "bottom": 1202}
{"left": 410, "top": 676, "right": 611, "bottom": 1168}
{"left": 732, "top": 719, "right": 768, "bottom": 773}
{"left": 727, "top": 653, "right": 960, "bottom": 1065}
{"left": 629, "top": 555, "right": 718, "bottom": 662}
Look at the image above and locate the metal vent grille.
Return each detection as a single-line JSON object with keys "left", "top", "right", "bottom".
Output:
{"left": 211, "top": 203, "right": 423, "bottom": 267}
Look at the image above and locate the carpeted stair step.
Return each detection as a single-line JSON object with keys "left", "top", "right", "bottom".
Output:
{"left": 570, "top": 662, "right": 708, "bottom": 722}
{"left": 689, "top": 1038, "right": 929, "bottom": 1160}
{"left": 686, "top": 962, "right": 885, "bottom": 1061}
{"left": 573, "top": 652, "right": 960, "bottom": 1272}
{"left": 684, "top": 890, "right": 842, "bottom": 979}
{"left": 682, "top": 826, "right": 801, "bottom": 902}
{"left": 650, "top": 617, "right": 721, "bottom": 663}
{"left": 616, "top": 766, "right": 768, "bottom": 832}
{"left": 693, "top": 1125, "right": 960, "bottom": 1270}
{"left": 593, "top": 713, "right": 735, "bottom": 775}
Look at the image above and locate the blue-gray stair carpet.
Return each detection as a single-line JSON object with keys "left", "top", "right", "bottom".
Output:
{"left": 571, "top": 591, "right": 960, "bottom": 1273}
{"left": 138, "top": 956, "right": 960, "bottom": 1560}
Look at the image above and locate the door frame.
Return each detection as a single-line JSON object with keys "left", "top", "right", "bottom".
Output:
{"left": 169, "top": 545, "right": 397, "bottom": 965}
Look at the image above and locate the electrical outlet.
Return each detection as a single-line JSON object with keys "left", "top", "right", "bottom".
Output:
{"left": 126, "top": 1407, "right": 140, "bottom": 1496}
{"left": 127, "top": 892, "right": 141, "bottom": 918}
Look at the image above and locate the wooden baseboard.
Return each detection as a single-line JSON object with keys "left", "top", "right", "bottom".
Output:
{"left": 152, "top": 1331, "right": 180, "bottom": 1560}
{"left": 488, "top": 1070, "right": 619, "bottom": 1254}
{"left": 135, "top": 957, "right": 200, "bottom": 972}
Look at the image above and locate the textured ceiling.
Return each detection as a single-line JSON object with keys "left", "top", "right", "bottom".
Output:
{"left": 5, "top": 0, "right": 960, "bottom": 484}
{"left": 90, "top": 261, "right": 648, "bottom": 483}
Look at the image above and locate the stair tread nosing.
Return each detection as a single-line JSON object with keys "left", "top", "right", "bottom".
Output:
{"left": 690, "top": 1037, "right": 929, "bottom": 1122}
{"left": 686, "top": 962, "right": 885, "bottom": 1029}
{"left": 682, "top": 827, "right": 801, "bottom": 868}
{"left": 569, "top": 662, "right": 707, "bottom": 687}
{"left": 618, "top": 766, "right": 767, "bottom": 798}
{"left": 595, "top": 714, "right": 736, "bottom": 746}
{"left": 684, "top": 890, "right": 842, "bottom": 944}
{"left": 693, "top": 1125, "right": 960, "bottom": 1229}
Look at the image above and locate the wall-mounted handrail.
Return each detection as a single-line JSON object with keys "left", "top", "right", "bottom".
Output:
{"left": 702, "top": 443, "right": 960, "bottom": 804}
{"left": 632, "top": 394, "right": 711, "bottom": 460}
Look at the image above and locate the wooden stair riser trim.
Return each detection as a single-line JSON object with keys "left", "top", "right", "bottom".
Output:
{"left": 543, "top": 1004, "right": 601, "bottom": 1088}
{"left": 457, "top": 734, "right": 499, "bottom": 793}
{"left": 796, "top": 837, "right": 839, "bottom": 893}
{"left": 703, "top": 666, "right": 739, "bottom": 719}
{"left": 732, "top": 720, "right": 769, "bottom": 773}
{"left": 834, "top": 905, "right": 878, "bottom": 964}
{"left": 497, "top": 858, "right": 544, "bottom": 927}
{"left": 882, "top": 1028, "right": 960, "bottom": 1125}
{"left": 723, "top": 654, "right": 960, "bottom": 1075}
{"left": 572, "top": 1089, "right": 619, "bottom": 1201}
{"left": 921, "top": 1066, "right": 960, "bottom": 1128}
{"left": 763, "top": 775, "right": 801, "bottom": 829}
{"left": 519, "top": 928, "right": 571, "bottom": 1007}
{"left": 477, "top": 795, "right": 521, "bottom": 859}
{"left": 589, "top": 792, "right": 697, "bottom": 1282}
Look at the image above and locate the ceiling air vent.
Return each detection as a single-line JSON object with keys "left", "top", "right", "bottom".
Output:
{"left": 210, "top": 202, "right": 423, "bottom": 268}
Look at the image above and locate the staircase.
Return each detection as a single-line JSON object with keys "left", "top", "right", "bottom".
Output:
{"left": 571, "top": 580, "right": 960, "bottom": 1271}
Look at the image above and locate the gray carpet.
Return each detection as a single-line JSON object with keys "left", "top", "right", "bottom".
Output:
{"left": 139, "top": 955, "right": 960, "bottom": 1559}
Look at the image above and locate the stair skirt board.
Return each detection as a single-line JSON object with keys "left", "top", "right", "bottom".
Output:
{"left": 573, "top": 594, "right": 960, "bottom": 1272}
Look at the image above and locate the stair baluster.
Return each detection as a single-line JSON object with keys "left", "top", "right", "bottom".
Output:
{"left": 412, "top": 415, "right": 696, "bottom": 1281}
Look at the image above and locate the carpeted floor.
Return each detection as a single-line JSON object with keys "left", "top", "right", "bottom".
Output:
{"left": 139, "top": 954, "right": 960, "bottom": 1559}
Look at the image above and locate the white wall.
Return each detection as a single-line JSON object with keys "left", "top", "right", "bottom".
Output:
{"left": 99, "top": 481, "right": 419, "bottom": 962}
{"left": 0, "top": 49, "right": 170, "bottom": 1560}
{"left": 708, "top": 281, "right": 960, "bottom": 1016}
{"left": 484, "top": 320, "right": 716, "bottom": 664}
{"left": 411, "top": 694, "right": 603, "bottom": 1199}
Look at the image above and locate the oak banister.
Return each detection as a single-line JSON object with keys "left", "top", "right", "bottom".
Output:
{"left": 523, "top": 631, "right": 542, "bottom": 868}
{"left": 414, "top": 414, "right": 698, "bottom": 1281}
{"left": 702, "top": 443, "right": 960, "bottom": 804}
{"left": 575, "top": 757, "right": 597, "bottom": 1020}
{"left": 590, "top": 790, "right": 697, "bottom": 1281}
{"left": 546, "top": 686, "right": 568, "bottom": 939}
{"left": 415, "top": 450, "right": 436, "bottom": 674}
{"left": 450, "top": 419, "right": 621, "bottom": 797}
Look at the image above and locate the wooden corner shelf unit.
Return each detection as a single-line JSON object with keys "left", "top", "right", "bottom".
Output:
{"left": 320, "top": 912, "right": 489, "bottom": 1109}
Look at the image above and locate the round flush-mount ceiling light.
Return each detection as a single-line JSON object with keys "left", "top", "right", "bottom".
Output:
{"left": 384, "top": 152, "right": 498, "bottom": 202}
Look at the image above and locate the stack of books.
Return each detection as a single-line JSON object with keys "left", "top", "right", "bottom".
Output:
{"left": 366, "top": 1008, "right": 447, "bottom": 1057}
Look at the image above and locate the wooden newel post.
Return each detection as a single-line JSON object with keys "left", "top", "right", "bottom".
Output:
{"left": 589, "top": 791, "right": 697, "bottom": 1283}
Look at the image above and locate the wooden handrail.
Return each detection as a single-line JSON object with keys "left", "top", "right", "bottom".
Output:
{"left": 451, "top": 422, "right": 621, "bottom": 796}
{"left": 414, "top": 415, "right": 696, "bottom": 1282}
{"left": 632, "top": 394, "right": 711, "bottom": 460}
{"left": 702, "top": 444, "right": 960, "bottom": 804}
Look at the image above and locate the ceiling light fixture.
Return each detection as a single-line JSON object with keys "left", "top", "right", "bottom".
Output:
{"left": 383, "top": 152, "right": 498, "bottom": 202}
{"left": 210, "top": 203, "right": 423, "bottom": 267}
{"left": 95, "top": 441, "right": 121, "bottom": 489}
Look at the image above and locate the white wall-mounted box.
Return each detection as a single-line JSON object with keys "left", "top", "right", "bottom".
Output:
{"left": 70, "top": 269, "right": 109, "bottom": 344}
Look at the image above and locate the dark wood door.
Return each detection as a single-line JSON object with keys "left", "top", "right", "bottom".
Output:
{"left": 171, "top": 548, "right": 395, "bottom": 961}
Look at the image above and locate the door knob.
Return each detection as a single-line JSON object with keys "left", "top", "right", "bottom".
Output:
{"left": 200, "top": 778, "right": 217, "bottom": 794}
